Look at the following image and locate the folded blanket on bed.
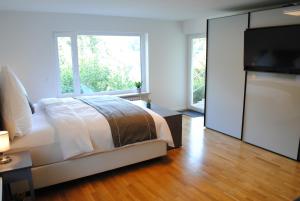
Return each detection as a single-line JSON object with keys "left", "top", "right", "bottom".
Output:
{"left": 39, "top": 98, "right": 94, "bottom": 159}
{"left": 76, "top": 96, "right": 157, "bottom": 147}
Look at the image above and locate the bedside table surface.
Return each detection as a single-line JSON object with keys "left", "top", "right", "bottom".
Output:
{"left": 0, "top": 151, "right": 32, "bottom": 173}
{"left": 132, "top": 100, "right": 181, "bottom": 117}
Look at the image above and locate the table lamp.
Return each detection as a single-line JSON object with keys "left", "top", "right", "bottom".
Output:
{"left": 0, "top": 131, "right": 11, "bottom": 164}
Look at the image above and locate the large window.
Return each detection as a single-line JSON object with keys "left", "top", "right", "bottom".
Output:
{"left": 55, "top": 33, "right": 146, "bottom": 96}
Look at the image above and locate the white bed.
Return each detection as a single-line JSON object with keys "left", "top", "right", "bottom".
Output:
{"left": 0, "top": 66, "right": 174, "bottom": 189}
{"left": 9, "top": 100, "right": 173, "bottom": 189}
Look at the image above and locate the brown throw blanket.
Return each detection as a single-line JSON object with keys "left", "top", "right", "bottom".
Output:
{"left": 76, "top": 96, "right": 157, "bottom": 147}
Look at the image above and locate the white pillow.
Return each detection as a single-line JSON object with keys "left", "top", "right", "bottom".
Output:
{"left": 0, "top": 66, "right": 32, "bottom": 140}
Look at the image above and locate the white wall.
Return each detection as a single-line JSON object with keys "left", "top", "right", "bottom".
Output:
{"left": 0, "top": 11, "right": 186, "bottom": 110}
{"left": 181, "top": 11, "right": 239, "bottom": 35}
{"left": 243, "top": 7, "right": 300, "bottom": 159}
{"left": 182, "top": 18, "right": 207, "bottom": 35}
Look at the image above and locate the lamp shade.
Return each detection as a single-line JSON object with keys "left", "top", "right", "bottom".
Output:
{"left": 0, "top": 131, "right": 10, "bottom": 152}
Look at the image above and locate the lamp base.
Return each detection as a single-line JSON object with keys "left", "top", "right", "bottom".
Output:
{"left": 0, "top": 155, "right": 12, "bottom": 164}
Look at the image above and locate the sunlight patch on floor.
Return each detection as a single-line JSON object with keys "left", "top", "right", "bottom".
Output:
{"left": 183, "top": 116, "right": 206, "bottom": 170}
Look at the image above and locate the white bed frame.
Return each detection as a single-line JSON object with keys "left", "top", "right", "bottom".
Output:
{"left": 31, "top": 140, "right": 167, "bottom": 189}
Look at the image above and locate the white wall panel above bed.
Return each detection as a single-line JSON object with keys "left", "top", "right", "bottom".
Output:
{"left": 205, "top": 14, "right": 248, "bottom": 139}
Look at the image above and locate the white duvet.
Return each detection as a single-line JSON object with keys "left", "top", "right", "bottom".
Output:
{"left": 39, "top": 97, "right": 174, "bottom": 160}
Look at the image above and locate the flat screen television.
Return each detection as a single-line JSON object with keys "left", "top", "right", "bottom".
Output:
{"left": 244, "top": 25, "right": 300, "bottom": 74}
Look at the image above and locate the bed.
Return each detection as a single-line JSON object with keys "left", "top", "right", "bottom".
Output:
{"left": 0, "top": 66, "right": 174, "bottom": 189}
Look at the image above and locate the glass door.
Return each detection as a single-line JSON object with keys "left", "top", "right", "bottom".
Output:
{"left": 188, "top": 36, "right": 206, "bottom": 113}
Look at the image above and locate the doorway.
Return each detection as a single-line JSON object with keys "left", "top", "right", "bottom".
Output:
{"left": 188, "top": 35, "right": 207, "bottom": 113}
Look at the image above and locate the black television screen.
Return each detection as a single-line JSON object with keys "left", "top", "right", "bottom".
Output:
{"left": 244, "top": 25, "right": 300, "bottom": 74}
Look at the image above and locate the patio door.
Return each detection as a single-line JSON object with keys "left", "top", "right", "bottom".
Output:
{"left": 188, "top": 35, "right": 206, "bottom": 113}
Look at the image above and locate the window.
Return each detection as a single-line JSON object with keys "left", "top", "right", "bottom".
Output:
{"left": 57, "top": 36, "right": 74, "bottom": 94}
{"left": 55, "top": 33, "right": 147, "bottom": 96}
{"left": 188, "top": 36, "right": 206, "bottom": 113}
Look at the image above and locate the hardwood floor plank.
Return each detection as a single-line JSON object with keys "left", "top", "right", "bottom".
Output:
{"left": 36, "top": 116, "right": 300, "bottom": 201}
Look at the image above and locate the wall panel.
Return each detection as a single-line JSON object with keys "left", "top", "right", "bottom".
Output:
{"left": 206, "top": 14, "right": 248, "bottom": 138}
{"left": 243, "top": 7, "right": 300, "bottom": 159}
{"left": 0, "top": 11, "right": 186, "bottom": 110}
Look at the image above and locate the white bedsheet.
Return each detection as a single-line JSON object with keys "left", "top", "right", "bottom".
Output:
{"left": 11, "top": 109, "right": 56, "bottom": 150}
{"left": 9, "top": 108, "right": 63, "bottom": 166}
{"left": 39, "top": 97, "right": 174, "bottom": 160}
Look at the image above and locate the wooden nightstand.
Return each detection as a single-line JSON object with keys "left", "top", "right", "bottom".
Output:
{"left": 133, "top": 100, "right": 182, "bottom": 148}
{"left": 0, "top": 151, "right": 35, "bottom": 201}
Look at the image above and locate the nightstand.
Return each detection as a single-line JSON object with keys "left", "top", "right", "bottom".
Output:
{"left": 0, "top": 151, "right": 35, "bottom": 201}
{"left": 133, "top": 100, "right": 182, "bottom": 148}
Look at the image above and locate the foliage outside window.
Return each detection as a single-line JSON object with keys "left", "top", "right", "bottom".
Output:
{"left": 191, "top": 37, "right": 206, "bottom": 104}
{"left": 56, "top": 33, "right": 144, "bottom": 95}
{"left": 57, "top": 37, "right": 74, "bottom": 94}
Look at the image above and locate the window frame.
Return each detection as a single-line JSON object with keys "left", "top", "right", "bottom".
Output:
{"left": 54, "top": 31, "right": 148, "bottom": 97}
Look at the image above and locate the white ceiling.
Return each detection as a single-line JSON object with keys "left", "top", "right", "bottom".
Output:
{"left": 0, "top": 0, "right": 297, "bottom": 21}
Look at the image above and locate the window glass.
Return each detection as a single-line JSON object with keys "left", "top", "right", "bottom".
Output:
{"left": 77, "top": 35, "right": 141, "bottom": 94}
{"left": 57, "top": 37, "right": 74, "bottom": 94}
{"left": 192, "top": 38, "right": 206, "bottom": 105}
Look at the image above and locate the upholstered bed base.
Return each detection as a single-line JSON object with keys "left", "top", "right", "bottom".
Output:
{"left": 32, "top": 140, "right": 167, "bottom": 189}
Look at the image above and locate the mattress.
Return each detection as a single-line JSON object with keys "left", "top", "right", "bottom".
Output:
{"left": 9, "top": 103, "right": 170, "bottom": 167}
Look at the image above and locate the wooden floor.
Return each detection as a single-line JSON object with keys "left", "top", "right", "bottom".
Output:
{"left": 36, "top": 116, "right": 300, "bottom": 201}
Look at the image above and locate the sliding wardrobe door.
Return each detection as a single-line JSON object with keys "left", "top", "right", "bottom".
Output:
{"left": 205, "top": 14, "right": 248, "bottom": 139}
{"left": 243, "top": 7, "right": 300, "bottom": 160}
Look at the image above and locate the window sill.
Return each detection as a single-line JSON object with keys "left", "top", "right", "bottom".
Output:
{"left": 115, "top": 92, "right": 150, "bottom": 98}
